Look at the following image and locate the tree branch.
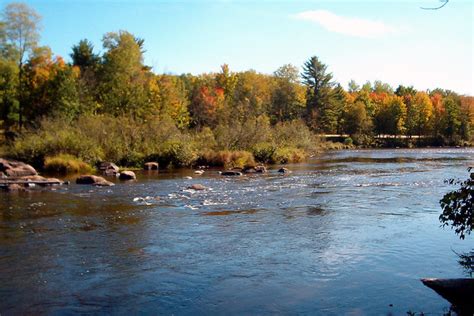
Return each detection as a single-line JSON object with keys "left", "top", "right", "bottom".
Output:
{"left": 421, "top": 0, "right": 449, "bottom": 10}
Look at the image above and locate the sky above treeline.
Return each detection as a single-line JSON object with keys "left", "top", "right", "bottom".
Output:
{"left": 8, "top": 0, "right": 474, "bottom": 95}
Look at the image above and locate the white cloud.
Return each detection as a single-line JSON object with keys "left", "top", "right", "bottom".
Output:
{"left": 293, "top": 10, "right": 399, "bottom": 38}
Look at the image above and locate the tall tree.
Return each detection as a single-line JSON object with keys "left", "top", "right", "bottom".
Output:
{"left": 302, "top": 56, "right": 335, "bottom": 132}
{"left": 70, "top": 39, "right": 100, "bottom": 114}
{"left": 2, "top": 2, "right": 41, "bottom": 129}
{"left": 99, "top": 30, "right": 150, "bottom": 117}
{"left": 270, "top": 64, "right": 305, "bottom": 123}
{"left": 70, "top": 39, "right": 100, "bottom": 71}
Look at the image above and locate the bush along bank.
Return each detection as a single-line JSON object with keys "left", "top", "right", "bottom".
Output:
{"left": 5, "top": 116, "right": 352, "bottom": 172}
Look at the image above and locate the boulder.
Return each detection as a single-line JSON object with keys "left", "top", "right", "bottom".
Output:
{"left": 194, "top": 170, "right": 204, "bottom": 175}
{"left": 99, "top": 162, "right": 119, "bottom": 176}
{"left": 119, "top": 171, "right": 136, "bottom": 180}
{"left": 144, "top": 162, "right": 159, "bottom": 170}
{"left": 187, "top": 184, "right": 206, "bottom": 191}
{"left": 421, "top": 278, "right": 474, "bottom": 311}
{"left": 221, "top": 171, "right": 243, "bottom": 176}
{"left": 0, "top": 158, "right": 37, "bottom": 178}
{"left": 76, "top": 175, "right": 114, "bottom": 186}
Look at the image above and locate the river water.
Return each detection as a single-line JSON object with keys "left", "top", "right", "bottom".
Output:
{"left": 1, "top": 148, "right": 473, "bottom": 315}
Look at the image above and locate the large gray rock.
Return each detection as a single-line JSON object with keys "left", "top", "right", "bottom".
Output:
{"left": 0, "top": 158, "right": 37, "bottom": 178}
{"left": 76, "top": 175, "right": 114, "bottom": 186}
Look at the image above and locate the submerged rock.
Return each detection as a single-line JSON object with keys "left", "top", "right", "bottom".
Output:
{"left": 243, "top": 165, "right": 267, "bottom": 174}
{"left": 1, "top": 183, "right": 26, "bottom": 192}
{"left": 144, "top": 162, "right": 159, "bottom": 170}
{"left": 76, "top": 175, "right": 114, "bottom": 186}
{"left": 187, "top": 184, "right": 206, "bottom": 191}
{"left": 278, "top": 167, "right": 291, "bottom": 174}
{"left": 221, "top": 171, "right": 243, "bottom": 176}
{"left": 119, "top": 171, "right": 136, "bottom": 180}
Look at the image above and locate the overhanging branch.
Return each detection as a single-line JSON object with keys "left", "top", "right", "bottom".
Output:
{"left": 421, "top": 0, "right": 449, "bottom": 10}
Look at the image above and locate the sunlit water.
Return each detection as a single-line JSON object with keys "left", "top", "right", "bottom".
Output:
{"left": 1, "top": 148, "right": 473, "bottom": 315}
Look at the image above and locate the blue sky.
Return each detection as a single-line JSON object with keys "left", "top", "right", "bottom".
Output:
{"left": 4, "top": 0, "right": 473, "bottom": 94}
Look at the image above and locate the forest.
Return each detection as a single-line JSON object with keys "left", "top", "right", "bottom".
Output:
{"left": 1, "top": 3, "right": 473, "bottom": 170}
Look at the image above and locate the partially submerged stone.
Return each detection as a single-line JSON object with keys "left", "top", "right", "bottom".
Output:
{"left": 187, "top": 184, "right": 206, "bottom": 190}
{"left": 221, "top": 170, "right": 243, "bottom": 176}
{"left": 119, "top": 171, "right": 136, "bottom": 180}
{"left": 99, "top": 162, "right": 120, "bottom": 176}
{"left": 20, "top": 175, "right": 63, "bottom": 185}
{"left": 76, "top": 175, "right": 114, "bottom": 186}
{"left": 1, "top": 183, "right": 25, "bottom": 192}
{"left": 144, "top": 162, "right": 159, "bottom": 170}
{"left": 243, "top": 165, "right": 267, "bottom": 174}
{"left": 421, "top": 278, "right": 474, "bottom": 311}
{"left": 278, "top": 167, "right": 291, "bottom": 174}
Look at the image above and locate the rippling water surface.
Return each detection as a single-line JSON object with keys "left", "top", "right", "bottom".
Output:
{"left": 1, "top": 148, "right": 473, "bottom": 315}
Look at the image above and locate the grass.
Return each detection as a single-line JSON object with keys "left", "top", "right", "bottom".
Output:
{"left": 44, "top": 154, "right": 94, "bottom": 174}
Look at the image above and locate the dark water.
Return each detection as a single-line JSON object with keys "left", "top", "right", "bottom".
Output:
{"left": 1, "top": 148, "right": 473, "bottom": 315}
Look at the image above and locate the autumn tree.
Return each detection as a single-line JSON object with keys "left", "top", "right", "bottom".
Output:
{"left": 406, "top": 92, "right": 433, "bottom": 137}
{"left": 343, "top": 100, "right": 371, "bottom": 138}
{"left": 22, "top": 46, "right": 80, "bottom": 122}
{"left": 373, "top": 95, "right": 407, "bottom": 136}
{"left": 154, "top": 74, "right": 190, "bottom": 128}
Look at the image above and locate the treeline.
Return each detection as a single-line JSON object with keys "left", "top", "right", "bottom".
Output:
{"left": 0, "top": 3, "right": 473, "bottom": 168}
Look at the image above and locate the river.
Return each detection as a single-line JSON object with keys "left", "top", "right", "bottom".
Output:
{"left": 1, "top": 148, "right": 473, "bottom": 315}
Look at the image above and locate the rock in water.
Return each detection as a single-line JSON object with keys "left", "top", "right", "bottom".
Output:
{"left": 1, "top": 183, "right": 25, "bottom": 192}
{"left": 278, "top": 168, "right": 290, "bottom": 174}
{"left": 187, "top": 184, "right": 206, "bottom": 190}
{"left": 421, "top": 278, "right": 474, "bottom": 312}
{"left": 221, "top": 171, "right": 243, "bottom": 176}
{"left": 119, "top": 171, "right": 136, "bottom": 180}
{"left": 144, "top": 162, "right": 159, "bottom": 170}
{"left": 76, "top": 175, "right": 114, "bottom": 186}
{"left": 99, "top": 162, "right": 120, "bottom": 176}
{"left": 243, "top": 165, "right": 267, "bottom": 174}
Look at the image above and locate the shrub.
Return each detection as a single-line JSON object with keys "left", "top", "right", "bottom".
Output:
{"left": 271, "top": 147, "right": 307, "bottom": 164}
{"left": 251, "top": 142, "right": 276, "bottom": 163}
{"left": 197, "top": 150, "right": 255, "bottom": 168}
{"left": 44, "top": 154, "right": 94, "bottom": 174}
{"left": 344, "top": 137, "right": 353, "bottom": 146}
{"left": 158, "top": 140, "right": 197, "bottom": 168}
